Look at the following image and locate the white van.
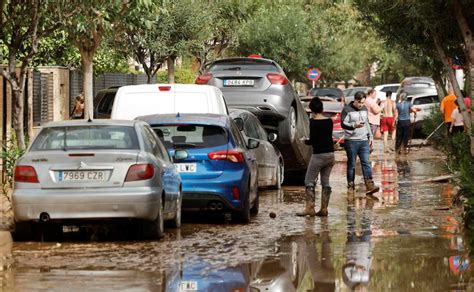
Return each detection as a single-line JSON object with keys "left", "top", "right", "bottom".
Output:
{"left": 110, "top": 84, "right": 228, "bottom": 120}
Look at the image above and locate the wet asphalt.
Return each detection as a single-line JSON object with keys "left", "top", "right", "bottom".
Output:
{"left": 1, "top": 140, "right": 474, "bottom": 291}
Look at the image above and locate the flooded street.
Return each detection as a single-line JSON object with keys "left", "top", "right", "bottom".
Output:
{"left": 1, "top": 142, "right": 474, "bottom": 291}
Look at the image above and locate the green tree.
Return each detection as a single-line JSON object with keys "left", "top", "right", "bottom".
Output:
{"left": 64, "top": 0, "right": 151, "bottom": 119}
{"left": 235, "top": 2, "right": 310, "bottom": 81}
{"left": 354, "top": 0, "right": 473, "bottom": 154}
{"left": 0, "top": 0, "right": 68, "bottom": 149}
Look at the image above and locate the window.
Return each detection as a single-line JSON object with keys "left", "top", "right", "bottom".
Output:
{"left": 243, "top": 114, "right": 260, "bottom": 140}
{"left": 31, "top": 125, "right": 139, "bottom": 151}
{"left": 152, "top": 124, "right": 228, "bottom": 149}
{"left": 146, "top": 126, "right": 170, "bottom": 161}
{"left": 97, "top": 93, "right": 116, "bottom": 115}
{"left": 208, "top": 60, "right": 279, "bottom": 72}
{"left": 230, "top": 121, "right": 246, "bottom": 148}
{"left": 413, "top": 96, "right": 434, "bottom": 105}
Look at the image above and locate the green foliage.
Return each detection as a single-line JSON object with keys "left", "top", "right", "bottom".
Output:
{"left": 235, "top": 2, "right": 310, "bottom": 81}
{"left": 156, "top": 67, "right": 197, "bottom": 84}
{"left": 1, "top": 136, "right": 25, "bottom": 200}
{"left": 423, "top": 108, "right": 474, "bottom": 229}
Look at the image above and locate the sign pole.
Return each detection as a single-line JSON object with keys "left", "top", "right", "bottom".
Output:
{"left": 312, "top": 80, "right": 315, "bottom": 89}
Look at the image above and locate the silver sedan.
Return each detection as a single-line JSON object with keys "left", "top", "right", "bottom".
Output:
{"left": 12, "top": 119, "right": 182, "bottom": 240}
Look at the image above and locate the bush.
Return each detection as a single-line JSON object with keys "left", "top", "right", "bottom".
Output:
{"left": 1, "top": 136, "right": 25, "bottom": 201}
{"left": 423, "top": 109, "right": 474, "bottom": 228}
{"left": 156, "top": 68, "right": 197, "bottom": 84}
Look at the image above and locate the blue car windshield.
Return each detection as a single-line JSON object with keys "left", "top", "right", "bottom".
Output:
{"left": 30, "top": 125, "right": 139, "bottom": 151}
{"left": 152, "top": 124, "right": 228, "bottom": 149}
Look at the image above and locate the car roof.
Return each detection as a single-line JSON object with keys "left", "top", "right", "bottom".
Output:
{"left": 375, "top": 83, "right": 399, "bottom": 88}
{"left": 406, "top": 93, "right": 439, "bottom": 98}
{"left": 402, "top": 76, "right": 434, "bottom": 84}
{"left": 115, "top": 83, "right": 219, "bottom": 94}
{"left": 208, "top": 57, "right": 278, "bottom": 67}
{"left": 42, "top": 119, "right": 141, "bottom": 128}
{"left": 136, "top": 113, "right": 230, "bottom": 127}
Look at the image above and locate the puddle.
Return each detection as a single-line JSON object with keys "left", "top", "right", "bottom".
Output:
{"left": 1, "top": 143, "right": 473, "bottom": 291}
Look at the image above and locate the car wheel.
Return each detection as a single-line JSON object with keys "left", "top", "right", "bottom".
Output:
{"left": 169, "top": 190, "right": 182, "bottom": 229}
{"left": 250, "top": 191, "right": 259, "bottom": 216}
{"left": 142, "top": 201, "right": 164, "bottom": 239}
{"left": 278, "top": 105, "right": 297, "bottom": 144}
{"left": 237, "top": 182, "right": 251, "bottom": 224}
{"left": 273, "top": 159, "right": 284, "bottom": 189}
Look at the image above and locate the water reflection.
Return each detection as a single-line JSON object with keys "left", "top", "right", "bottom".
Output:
{"left": 343, "top": 195, "right": 374, "bottom": 291}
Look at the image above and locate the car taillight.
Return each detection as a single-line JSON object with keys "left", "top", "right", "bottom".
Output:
{"left": 195, "top": 73, "right": 213, "bottom": 84}
{"left": 232, "top": 186, "right": 240, "bottom": 200}
{"left": 208, "top": 150, "right": 244, "bottom": 163}
{"left": 267, "top": 73, "right": 289, "bottom": 85}
{"left": 125, "top": 164, "right": 154, "bottom": 182}
{"left": 158, "top": 86, "right": 171, "bottom": 91}
{"left": 14, "top": 166, "right": 39, "bottom": 183}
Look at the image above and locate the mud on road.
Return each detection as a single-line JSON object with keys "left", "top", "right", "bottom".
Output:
{"left": 1, "top": 141, "right": 474, "bottom": 291}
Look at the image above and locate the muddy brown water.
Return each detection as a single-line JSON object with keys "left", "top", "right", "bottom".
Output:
{"left": 1, "top": 143, "right": 474, "bottom": 291}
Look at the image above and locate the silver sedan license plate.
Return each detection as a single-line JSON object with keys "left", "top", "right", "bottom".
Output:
{"left": 224, "top": 79, "right": 254, "bottom": 86}
{"left": 175, "top": 163, "right": 196, "bottom": 173}
{"left": 59, "top": 170, "right": 106, "bottom": 181}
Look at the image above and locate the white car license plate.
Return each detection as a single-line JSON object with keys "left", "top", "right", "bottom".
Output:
{"left": 175, "top": 163, "right": 196, "bottom": 173}
{"left": 59, "top": 170, "right": 106, "bottom": 181}
{"left": 224, "top": 79, "right": 254, "bottom": 86}
{"left": 179, "top": 281, "right": 198, "bottom": 291}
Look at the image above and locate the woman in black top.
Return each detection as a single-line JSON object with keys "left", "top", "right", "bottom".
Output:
{"left": 297, "top": 97, "right": 335, "bottom": 217}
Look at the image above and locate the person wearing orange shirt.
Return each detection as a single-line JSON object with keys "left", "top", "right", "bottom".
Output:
{"left": 440, "top": 92, "right": 457, "bottom": 134}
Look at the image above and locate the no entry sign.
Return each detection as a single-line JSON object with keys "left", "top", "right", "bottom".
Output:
{"left": 306, "top": 68, "right": 321, "bottom": 81}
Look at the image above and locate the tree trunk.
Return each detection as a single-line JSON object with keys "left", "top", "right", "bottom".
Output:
{"left": 453, "top": 0, "right": 474, "bottom": 155}
{"left": 432, "top": 33, "right": 471, "bottom": 129}
{"left": 11, "top": 87, "right": 26, "bottom": 150}
{"left": 80, "top": 50, "right": 94, "bottom": 120}
{"left": 167, "top": 56, "right": 175, "bottom": 84}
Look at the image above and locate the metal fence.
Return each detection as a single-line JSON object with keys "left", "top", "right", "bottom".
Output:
{"left": 69, "top": 71, "right": 153, "bottom": 113}
{"left": 32, "top": 71, "right": 54, "bottom": 126}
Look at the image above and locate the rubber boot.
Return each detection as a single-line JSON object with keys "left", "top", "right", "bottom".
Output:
{"left": 315, "top": 186, "right": 331, "bottom": 217}
{"left": 347, "top": 182, "right": 355, "bottom": 194}
{"left": 365, "top": 179, "right": 380, "bottom": 195}
{"left": 297, "top": 186, "right": 316, "bottom": 217}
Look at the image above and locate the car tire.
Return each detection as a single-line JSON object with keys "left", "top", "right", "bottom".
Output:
{"left": 169, "top": 190, "right": 182, "bottom": 229}
{"left": 273, "top": 159, "right": 284, "bottom": 189}
{"left": 250, "top": 191, "right": 259, "bottom": 216}
{"left": 237, "top": 182, "right": 251, "bottom": 224}
{"left": 142, "top": 201, "right": 164, "bottom": 240}
{"left": 278, "top": 105, "right": 297, "bottom": 144}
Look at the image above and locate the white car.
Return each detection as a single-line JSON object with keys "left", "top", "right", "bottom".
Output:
{"left": 406, "top": 93, "right": 440, "bottom": 132}
{"left": 374, "top": 83, "right": 400, "bottom": 101}
{"left": 111, "top": 84, "right": 228, "bottom": 120}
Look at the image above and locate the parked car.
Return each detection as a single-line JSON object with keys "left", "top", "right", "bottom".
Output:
{"left": 12, "top": 120, "right": 182, "bottom": 240}
{"left": 299, "top": 97, "right": 344, "bottom": 145}
{"left": 397, "top": 77, "right": 438, "bottom": 101}
{"left": 196, "top": 57, "right": 311, "bottom": 176}
{"left": 308, "top": 87, "right": 345, "bottom": 103}
{"left": 374, "top": 83, "right": 400, "bottom": 101}
{"left": 343, "top": 86, "right": 372, "bottom": 104}
{"left": 406, "top": 93, "right": 440, "bottom": 133}
{"left": 93, "top": 86, "right": 120, "bottom": 119}
{"left": 110, "top": 84, "right": 228, "bottom": 120}
{"left": 137, "top": 113, "right": 259, "bottom": 223}
{"left": 229, "top": 109, "right": 284, "bottom": 189}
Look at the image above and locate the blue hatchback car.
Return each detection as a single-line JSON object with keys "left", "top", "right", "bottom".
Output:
{"left": 137, "top": 113, "right": 259, "bottom": 223}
